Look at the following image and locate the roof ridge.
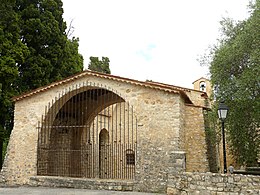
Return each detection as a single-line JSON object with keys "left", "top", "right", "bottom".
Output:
{"left": 12, "top": 70, "right": 199, "bottom": 101}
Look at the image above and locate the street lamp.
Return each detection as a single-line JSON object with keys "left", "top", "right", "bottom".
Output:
{"left": 218, "top": 101, "right": 229, "bottom": 173}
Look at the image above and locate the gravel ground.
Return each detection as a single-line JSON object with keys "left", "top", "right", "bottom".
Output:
{"left": 0, "top": 186, "right": 165, "bottom": 195}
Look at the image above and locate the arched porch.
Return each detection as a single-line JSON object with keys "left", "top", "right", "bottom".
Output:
{"left": 37, "top": 82, "right": 137, "bottom": 179}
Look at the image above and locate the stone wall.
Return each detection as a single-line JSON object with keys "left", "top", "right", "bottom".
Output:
{"left": 0, "top": 94, "right": 43, "bottom": 184}
{"left": 184, "top": 105, "right": 209, "bottom": 172}
{"left": 29, "top": 176, "right": 134, "bottom": 191}
{"left": 167, "top": 172, "right": 260, "bottom": 194}
{"left": 133, "top": 88, "right": 183, "bottom": 193}
{"left": 1, "top": 74, "right": 188, "bottom": 193}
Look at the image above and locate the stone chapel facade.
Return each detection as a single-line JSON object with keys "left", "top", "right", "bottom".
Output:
{"left": 0, "top": 71, "right": 213, "bottom": 192}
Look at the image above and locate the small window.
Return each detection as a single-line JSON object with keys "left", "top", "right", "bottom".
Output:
{"left": 126, "top": 149, "right": 135, "bottom": 165}
{"left": 200, "top": 81, "right": 206, "bottom": 92}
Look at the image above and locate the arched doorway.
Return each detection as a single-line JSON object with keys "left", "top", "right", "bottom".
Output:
{"left": 99, "top": 128, "right": 109, "bottom": 178}
{"left": 37, "top": 83, "right": 137, "bottom": 179}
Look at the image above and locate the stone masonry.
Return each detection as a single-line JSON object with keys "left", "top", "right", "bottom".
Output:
{"left": 167, "top": 172, "right": 260, "bottom": 194}
{"left": 1, "top": 71, "right": 211, "bottom": 193}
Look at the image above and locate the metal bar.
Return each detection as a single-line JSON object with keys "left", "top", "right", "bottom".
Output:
{"left": 57, "top": 93, "right": 61, "bottom": 153}
{"left": 132, "top": 106, "right": 134, "bottom": 145}
{"left": 83, "top": 85, "right": 86, "bottom": 177}
{"left": 131, "top": 106, "right": 134, "bottom": 178}
{"left": 37, "top": 81, "right": 137, "bottom": 180}
{"left": 107, "top": 100, "right": 110, "bottom": 179}
{"left": 126, "top": 145, "right": 128, "bottom": 179}
{"left": 76, "top": 84, "right": 83, "bottom": 177}
{"left": 99, "top": 89, "right": 102, "bottom": 178}
{"left": 128, "top": 102, "right": 130, "bottom": 144}
{"left": 40, "top": 125, "right": 88, "bottom": 128}
{"left": 103, "top": 90, "right": 106, "bottom": 178}
{"left": 91, "top": 88, "right": 95, "bottom": 178}
{"left": 124, "top": 102, "right": 126, "bottom": 144}
{"left": 47, "top": 102, "right": 51, "bottom": 146}
{"left": 72, "top": 86, "right": 76, "bottom": 177}
{"left": 42, "top": 110, "right": 45, "bottom": 146}
{"left": 136, "top": 118, "right": 138, "bottom": 145}
{"left": 119, "top": 142, "right": 122, "bottom": 179}
{"left": 53, "top": 96, "right": 58, "bottom": 176}
{"left": 37, "top": 120, "right": 40, "bottom": 174}
{"left": 47, "top": 102, "right": 52, "bottom": 175}
{"left": 104, "top": 89, "right": 108, "bottom": 179}
{"left": 116, "top": 100, "right": 118, "bottom": 142}
{"left": 119, "top": 101, "right": 122, "bottom": 145}
{"left": 95, "top": 88, "right": 99, "bottom": 178}
{"left": 67, "top": 87, "right": 70, "bottom": 177}
{"left": 60, "top": 90, "right": 64, "bottom": 176}
{"left": 110, "top": 92, "right": 113, "bottom": 179}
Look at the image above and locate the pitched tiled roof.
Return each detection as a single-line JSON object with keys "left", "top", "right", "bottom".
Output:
{"left": 12, "top": 70, "right": 206, "bottom": 102}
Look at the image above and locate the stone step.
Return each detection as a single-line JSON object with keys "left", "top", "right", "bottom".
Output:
{"left": 29, "top": 176, "right": 134, "bottom": 191}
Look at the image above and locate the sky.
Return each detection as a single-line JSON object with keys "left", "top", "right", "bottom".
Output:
{"left": 62, "top": 0, "right": 250, "bottom": 88}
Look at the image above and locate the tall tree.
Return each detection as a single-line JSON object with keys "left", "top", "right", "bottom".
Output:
{"left": 0, "top": 0, "right": 29, "bottom": 167}
{"left": 0, "top": 0, "right": 83, "bottom": 167}
{"left": 15, "top": 0, "right": 83, "bottom": 92}
{"left": 58, "top": 37, "right": 83, "bottom": 80}
{"left": 88, "top": 56, "right": 111, "bottom": 74}
{"left": 209, "top": 0, "right": 260, "bottom": 166}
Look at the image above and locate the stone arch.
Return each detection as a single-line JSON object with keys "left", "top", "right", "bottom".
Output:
{"left": 40, "top": 82, "right": 124, "bottom": 130}
{"left": 37, "top": 82, "right": 137, "bottom": 179}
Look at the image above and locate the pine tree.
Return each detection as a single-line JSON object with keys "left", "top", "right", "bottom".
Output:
{"left": 0, "top": 0, "right": 29, "bottom": 167}
{"left": 15, "top": 0, "right": 83, "bottom": 92}
{"left": 0, "top": 0, "right": 83, "bottom": 167}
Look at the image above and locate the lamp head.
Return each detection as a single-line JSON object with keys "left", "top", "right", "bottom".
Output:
{"left": 218, "top": 101, "right": 229, "bottom": 120}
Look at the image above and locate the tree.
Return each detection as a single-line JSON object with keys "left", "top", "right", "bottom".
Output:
{"left": 0, "top": 0, "right": 83, "bottom": 167}
{"left": 0, "top": 0, "right": 29, "bottom": 168}
{"left": 208, "top": 0, "right": 260, "bottom": 166}
{"left": 57, "top": 37, "right": 83, "bottom": 80}
{"left": 15, "top": 0, "right": 83, "bottom": 92}
{"left": 88, "top": 56, "right": 111, "bottom": 74}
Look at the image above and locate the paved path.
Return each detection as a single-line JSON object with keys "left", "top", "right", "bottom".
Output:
{"left": 0, "top": 186, "right": 165, "bottom": 195}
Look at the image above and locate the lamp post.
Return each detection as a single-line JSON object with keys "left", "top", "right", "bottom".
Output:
{"left": 218, "top": 101, "right": 229, "bottom": 173}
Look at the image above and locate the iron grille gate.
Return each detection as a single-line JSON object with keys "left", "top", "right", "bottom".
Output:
{"left": 37, "top": 82, "right": 137, "bottom": 180}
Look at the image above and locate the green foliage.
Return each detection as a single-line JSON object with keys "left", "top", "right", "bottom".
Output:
{"left": 0, "top": 0, "right": 28, "bottom": 139}
{"left": 88, "top": 56, "right": 111, "bottom": 74}
{"left": 204, "top": 108, "right": 220, "bottom": 172}
{"left": 209, "top": 0, "right": 260, "bottom": 166}
{"left": 15, "top": 0, "right": 83, "bottom": 92}
{"left": 0, "top": 0, "right": 83, "bottom": 165}
{"left": 0, "top": 0, "right": 27, "bottom": 166}
{"left": 57, "top": 37, "right": 83, "bottom": 80}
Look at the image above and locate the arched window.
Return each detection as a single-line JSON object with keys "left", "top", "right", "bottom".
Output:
{"left": 126, "top": 149, "right": 135, "bottom": 165}
{"left": 200, "top": 81, "right": 206, "bottom": 92}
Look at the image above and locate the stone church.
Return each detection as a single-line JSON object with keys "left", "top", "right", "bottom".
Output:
{"left": 1, "top": 71, "right": 213, "bottom": 192}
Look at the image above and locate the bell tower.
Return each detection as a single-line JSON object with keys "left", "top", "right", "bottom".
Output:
{"left": 192, "top": 77, "right": 212, "bottom": 97}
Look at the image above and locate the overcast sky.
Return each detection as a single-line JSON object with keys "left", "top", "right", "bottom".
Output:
{"left": 62, "top": 0, "right": 250, "bottom": 88}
